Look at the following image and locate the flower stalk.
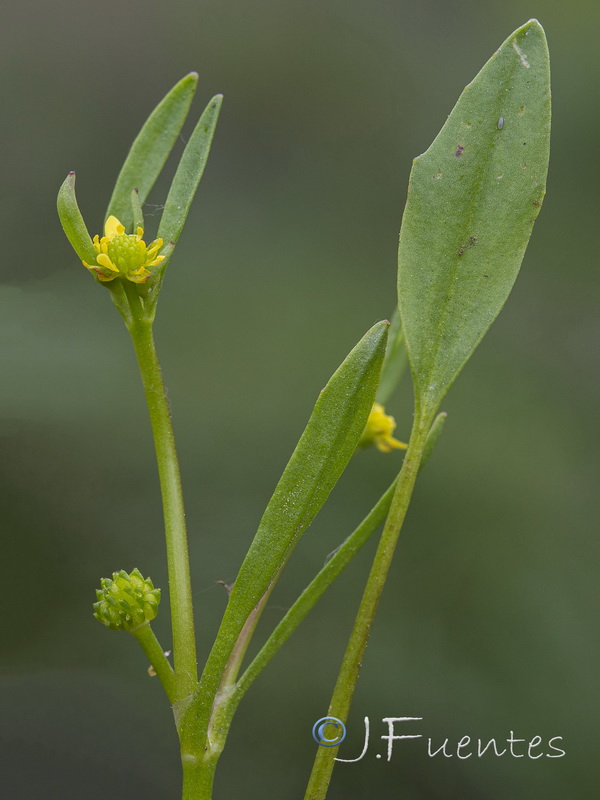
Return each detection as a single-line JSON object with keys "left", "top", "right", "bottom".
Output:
{"left": 126, "top": 301, "right": 198, "bottom": 703}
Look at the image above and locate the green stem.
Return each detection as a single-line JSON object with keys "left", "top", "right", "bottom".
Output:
{"left": 181, "top": 756, "right": 218, "bottom": 800}
{"left": 131, "top": 621, "right": 176, "bottom": 703}
{"left": 125, "top": 283, "right": 197, "bottom": 703}
{"left": 304, "top": 412, "right": 431, "bottom": 800}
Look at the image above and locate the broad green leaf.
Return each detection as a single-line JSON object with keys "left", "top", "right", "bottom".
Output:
{"left": 57, "top": 172, "right": 96, "bottom": 264}
{"left": 201, "top": 321, "right": 388, "bottom": 686}
{"left": 106, "top": 73, "right": 198, "bottom": 230}
{"left": 398, "top": 20, "right": 551, "bottom": 421}
{"left": 376, "top": 308, "right": 407, "bottom": 405}
{"left": 157, "top": 94, "right": 223, "bottom": 245}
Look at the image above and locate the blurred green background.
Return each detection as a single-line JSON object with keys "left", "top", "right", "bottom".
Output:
{"left": 1, "top": 0, "right": 598, "bottom": 797}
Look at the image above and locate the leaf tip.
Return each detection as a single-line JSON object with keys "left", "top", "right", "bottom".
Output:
{"left": 514, "top": 18, "right": 546, "bottom": 40}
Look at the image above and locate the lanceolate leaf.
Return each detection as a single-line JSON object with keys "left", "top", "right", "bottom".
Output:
{"left": 106, "top": 73, "right": 198, "bottom": 230}
{"left": 376, "top": 308, "right": 407, "bottom": 405}
{"left": 398, "top": 19, "right": 551, "bottom": 421}
{"left": 202, "top": 322, "right": 388, "bottom": 687}
{"left": 157, "top": 94, "right": 223, "bottom": 245}
{"left": 57, "top": 172, "right": 97, "bottom": 264}
{"left": 233, "top": 409, "right": 449, "bottom": 701}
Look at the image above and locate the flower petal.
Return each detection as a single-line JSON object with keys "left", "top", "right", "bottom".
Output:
{"left": 96, "top": 253, "right": 119, "bottom": 272}
{"left": 104, "top": 215, "right": 125, "bottom": 238}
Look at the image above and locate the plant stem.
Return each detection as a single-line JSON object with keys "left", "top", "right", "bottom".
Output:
{"left": 125, "top": 284, "right": 197, "bottom": 703}
{"left": 304, "top": 411, "right": 431, "bottom": 799}
{"left": 181, "top": 756, "right": 218, "bottom": 800}
{"left": 131, "top": 621, "right": 176, "bottom": 703}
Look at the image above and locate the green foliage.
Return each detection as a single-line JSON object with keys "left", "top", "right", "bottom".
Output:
{"left": 421, "top": 411, "right": 448, "bottom": 466}
{"left": 208, "top": 321, "right": 388, "bottom": 665}
{"left": 56, "top": 172, "right": 96, "bottom": 264}
{"left": 158, "top": 95, "right": 223, "bottom": 246}
{"left": 130, "top": 188, "right": 145, "bottom": 232}
{"left": 57, "top": 74, "right": 222, "bottom": 324}
{"left": 106, "top": 73, "right": 198, "bottom": 230}
{"left": 375, "top": 308, "right": 407, "bottom": 405}
{"left": 398, "top": 20, "right": 551, "bottom": 421}
{"left": 54, "top": 19, "right": 552, "bottom": 799}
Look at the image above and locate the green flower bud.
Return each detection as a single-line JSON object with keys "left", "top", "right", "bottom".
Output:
{"left": 93, "top": 568, "right": 160, "bottom": 631}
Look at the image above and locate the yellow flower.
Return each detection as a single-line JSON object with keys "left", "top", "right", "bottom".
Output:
{"left": 83, "top": 215, "right": 165, "bottom": 284}
{"left": 359, "top": 402, "right": 408, "bottom": 453}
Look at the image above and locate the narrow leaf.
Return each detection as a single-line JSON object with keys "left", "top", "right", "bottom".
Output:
{"left": 130, "top": 188, "right": 144, "bottom": 232}
{"left": 204, "top": 322, "right": 388, "bottom": 681}
{"left": 157, "top": 94, "right": 223, "bottom": 245}
{"left": 421, "top": 411, "right": 447, "bottom": 468}
{"left": 57, "top": 171, "right": 97, "bottom": 264}
{"left": 106, "top": 73, "right": 198, "bottom": 229}
{"left": 376, "top": 308, "right": 407, "bottom": 404}
{"left": 234, "top": 408, "right": 447, "bottom": 699}
{"left": 235, "top": 478, "right": 398, "bottom": 701}
{"left": 398, "top": 20, "right": 551, "bottom": 420}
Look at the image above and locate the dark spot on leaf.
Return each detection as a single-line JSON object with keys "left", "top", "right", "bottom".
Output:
{"left": 455, "top": 145, "right": 464, "bottom": 158}
{"left": 457, "top": 235, "right": 478, "bottom": 256}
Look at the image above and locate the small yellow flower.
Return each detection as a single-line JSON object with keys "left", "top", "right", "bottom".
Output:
{"left": 359, "top": 402, "right": 408, "bottom": 453}
{"left": 83, "top": 215, "right": 165, "bottom": 284}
